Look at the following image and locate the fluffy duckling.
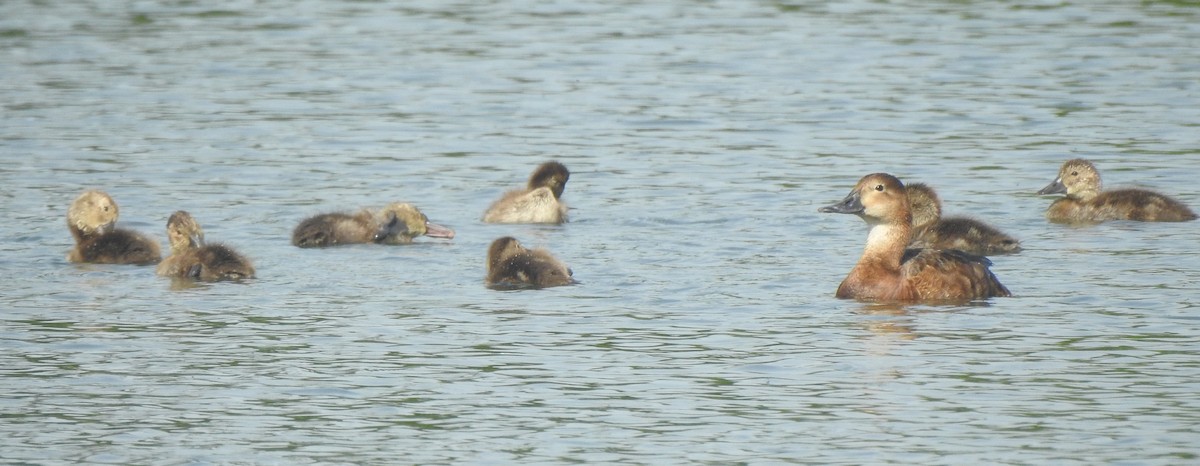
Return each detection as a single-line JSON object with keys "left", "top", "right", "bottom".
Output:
{"left": 820, "top": 173, "right": 1011, "bottom": 302}
{"left": 482, "top": 161, "right": 570, "bottom": 224}
{"left": 1038, "top": 158, "right": 1197, "bottom": 223}
{"left": 486, "top": 236, "right": 574, "bottom": 288}
{"left": 906, "top": 182, "right": 1022, "bottom": 255}
{"left": 66, "top": 190, "right": 162, "bottom": 265}
{"left": 157, "top": 211, "right": 255, "bottom": 281}
{"left": 292, "top": 202, "right": 454, "bottom": 248}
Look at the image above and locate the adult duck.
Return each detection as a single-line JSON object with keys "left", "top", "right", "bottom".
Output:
{"left": 819, "top": 173, "right": 1011, "bottom": 302}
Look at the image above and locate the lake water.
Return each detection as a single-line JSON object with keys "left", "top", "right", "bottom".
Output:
{"left": 3, "top": 0, "right": 1200, "bottom": 463}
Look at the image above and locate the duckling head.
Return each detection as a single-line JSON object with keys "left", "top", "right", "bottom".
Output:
{"left": 166, "top": 210, "right": 205, "bottom": 253}
{"left": 1039, "top": 158, "right": 1101, "bottom": 200}
{"left": 68, "top": 190, "right": 120, "bottom": 236}
{"left": 904, "top": 182, "right": 942, "bottom": 230}
{"left": 373, "top": 203, "right": 455, "bottom": 244}
{"left": 486, "top": 236, "right": 527, "bottom": 273}
{"left": 528, "top": 161, "right": 570, "bottom": 199}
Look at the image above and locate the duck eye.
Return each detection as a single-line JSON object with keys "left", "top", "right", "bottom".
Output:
{"left": 1070, "top": 171, "right": 1078, "bottom": 176}
{"left": 874, "top": 184, "right": 884, "bottom": 192}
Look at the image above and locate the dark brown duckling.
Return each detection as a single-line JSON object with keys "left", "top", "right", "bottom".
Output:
{"left": 66, "top": 190, "right": 162, "bottom": 265}
{"left": 156, "top": 211, "right": 255, "bottom": 281}
{"left": 1038, "top": 158, "right": 1196, "bottom": 223}
{"left": 486, "top": 236, "right": 574, "bottom": 288}
{"left": 906, "top": 182, "right": 1022, "bottom": 256}
{"left": 482, "top": 161, "right": 570, "bottom": 224}
{"left": 819, "top": 173, "right": 1010, "bottom": 303}
{"left": 292, "top": 202, "right": 455, "bottom": 248}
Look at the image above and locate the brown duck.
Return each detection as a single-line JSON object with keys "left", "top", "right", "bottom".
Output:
{"left": 820, "top": 173, "right": 1011, "bottom": 303}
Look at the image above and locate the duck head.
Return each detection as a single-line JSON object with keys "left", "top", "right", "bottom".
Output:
{"left": 68, "top": 190, "right": 120, "bottom": 236}
{"left": 373, "top": 203, "right": 455, "bottom": 244}
{"left": 166, "top": 210, "right": 205, "bottom": 253}
{"left": 486, "top": 236, "right": 526, "bottom": 273}
{"left": 820, "top": 173, "right": 911, "bottom": 227}
{"left": 1038, "top": 158, "right": 1101, "bottom": 200}
{"left": 903, "top": 182, "right": 942, "bottom": 230}
{"left": 528, "top": 161, "right": 570, "bottom": 199}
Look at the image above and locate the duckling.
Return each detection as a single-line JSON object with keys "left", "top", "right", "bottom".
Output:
{"left": 482, "top": 161, "right": 570, "bottom": 224}
{"left": 820, "top": 174, "right": 1011, "bottom": 302}
{"left": 293, "top": 202, "right": 455, "bottom": 248}
{"left": 66, "top": 190, "right": 162, "bottom": 265}
{"left": 486, "top": 236, "right": 574, "bottom": 288}
{"left": 1038, "top": 158, "right": 1197, "bottom": 223}
{"left": 906, "top": 182, "right": 1022, "bottom": 255}
{"left": 157, "top": 211, "right": 255, "bottom": 281}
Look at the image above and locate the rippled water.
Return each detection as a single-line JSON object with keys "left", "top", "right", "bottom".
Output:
{"left": 3, "top": 0, "right": 1200, "bottom": 463}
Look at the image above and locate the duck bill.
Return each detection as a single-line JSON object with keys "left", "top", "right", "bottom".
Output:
{"left": 1037, "top": 178, "right": 1066, "bottom": 195}
{"left": 819, "top": 191, "right": 864, "bottom": 214}
{"left": 424, "top": 221, "right": 455, "bottom": 239}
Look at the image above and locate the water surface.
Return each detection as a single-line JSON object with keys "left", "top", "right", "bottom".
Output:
{"left": 2, "top": 0, "right": 1199, "bottom": 463}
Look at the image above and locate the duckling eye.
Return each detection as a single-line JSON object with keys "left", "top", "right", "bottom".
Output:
{"left": 874, "top": 184, "right": 884, "bottom": 192}
{"left": 1070, "top": 171, "right": 1078, "bottom": 176}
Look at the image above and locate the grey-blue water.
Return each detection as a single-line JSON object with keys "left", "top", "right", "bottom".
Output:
{"left": 3, "top": 1, "right": 1199, "bottom": 464}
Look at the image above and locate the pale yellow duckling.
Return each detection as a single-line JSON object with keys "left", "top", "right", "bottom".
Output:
{"left": 482, "top": 161, "right": 570, "bottom": 224}
{"left": 66, "top": 190, "right": 161, "bottom": 265}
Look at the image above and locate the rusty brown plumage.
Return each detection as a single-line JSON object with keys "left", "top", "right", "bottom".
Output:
{"left": 820, "top": 174, "right": 1011, "bottom": 303}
